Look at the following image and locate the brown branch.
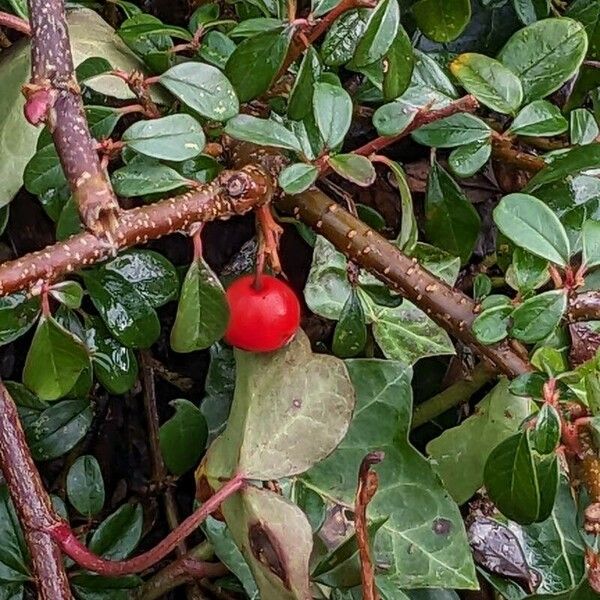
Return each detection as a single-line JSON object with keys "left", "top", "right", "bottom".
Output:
{"left": 491, "top": 132, "right": 545, "bottom": 173}
{"left": 26, "top": 0, "right": 119, "bottom": 234}
{"left": 0, "top": 383, "right": 72, "bottom": 600}
{"left": 355, "top": 452, "right": 383, "bottom": 600}
{"left": 48, "top": 474, "right": 246, "bottom": 576}
{"left": 0, "top": 11, "right": 30, "bottom": 35}
{"left": 0, "top": 165, "right": 272, "bottom": 297}
{"left": 278, "top": 189, "right": 532, "bottom": 377}
{"left": 568, "top": 291, "right": 600, "bottom": 322}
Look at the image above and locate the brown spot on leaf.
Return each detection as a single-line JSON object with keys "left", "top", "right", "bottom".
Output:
{"left": 432, "top": 518, "right": 452, "bottom": 535}
{"left": 249, "top": 522, "right": 290, "bottom": 589}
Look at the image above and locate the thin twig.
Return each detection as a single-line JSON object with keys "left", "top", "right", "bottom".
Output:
{"left": 0, "top": 11, "right": 30, "bottom": 34}
{"left": 355, "top": 452, "right": 383, "bottom": 600}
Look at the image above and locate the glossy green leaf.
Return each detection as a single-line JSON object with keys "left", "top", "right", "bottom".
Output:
{"left": 510, "top": 289, "right": 567, "bottom": 343}
{"left": 385, "top": 160, "right": 418, "bottom": 252}
{"left": 67, "top": 455, "right": 105, "bottom": 517}
{"left": 582, "top": 219, "right": 600, "bottom": 268}
{"left": 104, "top": 250, "right": 179, "bottom": 309}
{"left": 90, "top": 504, "right": 143, "bottom": 561}
{"left": 122, "top": 114, "right": 205, "bottom": 161}
{"left": 23, "top": 316, "right": 90, "bottom": 401}
{"left": 484, "top": 431, "right": 559, "bottom": 524}
{"left": 498, "top": 18, "right": 588, "bottom": 102}
{"left": 472, "top": 304, "right": 512, "bottom": 344}
{"left": 225, "top": 28, "right": 292, "bottom": 101}
{"left": 473, "top": 273, "right": 492, "bottom": 300}
{"left": 82, "top": 269, "right": 160, "bottom": 349}
{"left": 0, "top": 292, "right": 40, "bottom": 346}
{"left": 304, "top": 360, "right": 478, "bottom": 589}
{"left": 493, "top": 193, "right": 571, "bottom": 266}
{"left": 159, "top": 62, "right": 239, "bottom": 121}
{"left": 508, "top": 100, "right": 569, "bottom": 136}
{"left": 288, "top": 47, "right": 320, "bottom": 120}
{"left": 198, "top": 31, "right": 236, "bottom": 69}
{"left": 412, "top": 0, "right": 471, "bottom": 42}
{"left": 353, "top": 0, "right": 399, "bottom": 67}
{"left": 313, "top": 82, "right": 353, "bottom": 149}
{"left": 424, "top": 161, "right": 481, "bottom": 264}
{"left": 24, "top": 145, "right": 68, "bottom": 198}
{"left": 170, "top": 258, "right": 229, "bottom": 353}
{"left": 328, "top": 154, "right": 376, "bottom": 186}
{"left": 111, "top": 158, "right": 188, "bottom": 197}
{"left": 570, "top": 108, "right": 599, "bottom": 145}
{"left": 332, "top": 290, "right": 367, "bottom": 357}
{"left": 48, "top": 280, "right": 84, "bottom": 309}
{"left": 229, "top": 17, "right": 283, "bottom": 38}
{"left": 224, "top": 114, "right": 301, "bottom": 151}
{"left": 278, "top": 163, "right": 319, "bottom": 194}
{"left": 403, "top": 50, "right": 459, "bottom": 109}
{"left": 428, "top": 380, "right": 531, "bottom": 504}
{"left": 412, "top": 113, "right": 491, "bottom": 148}
{"left": 513, "top": 0, "right": 549, "bottom": 25}
{"left": 204, "top": 330, "right": 355, "bottom": 481}
{"left": 0, "top": 484, "right": 29, "bottom": 584}
{"left": 85, "top": 316, "right": 138, "bottom": 395}
{"left": 292, "top": 480, "right": 326, "bottom": 532}
{"left": 451, "top": 53, "right": 523, "bottom": 114}
{"left": 159, "top": 399, "right": 208, "bottom": 475}
{"left": 382, "top": 25, "right": 413, "bottom": 101}
{"left": 321, "top": 9, "right": 370, "bottom": 67}
{"left": 532, "top": 403, "right": 561, "bottom": 454}
{"left": 373, "top": 99, "right": 418, "bottom": 136}
{"left": 449, "top": 139, "right": 492, "bottom": 178}
{"left": 510, "top": 247, "right": 548, "bottom": 293}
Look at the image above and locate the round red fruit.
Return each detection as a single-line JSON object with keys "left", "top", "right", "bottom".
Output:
{"left": 224, "top": 274, "right": 300, "bottom": 352}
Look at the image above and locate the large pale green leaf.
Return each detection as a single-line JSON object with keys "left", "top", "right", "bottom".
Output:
{"left": 304, "top": 360, "right": 478, "bottom": 589}
{"left": 427, "top": 380, "right": 531, "bottom": 504}
{"left": 498, "top": 18, "right": 588, "bottom": 102}
{"left": 222, "top": 486, "right": 312, "bottom": 600}
{"left": 204, "top": 330, "right": 355, "bottom": 481}
{"left": 0, "top": 8, "right": 159, "bottom": 208}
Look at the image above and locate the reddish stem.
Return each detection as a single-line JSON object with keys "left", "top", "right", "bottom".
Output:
{"left": 49, "top": 474, "right": 246, "bottom": 576}
{"left": 191, "top": 224, "right": 204, "bottom": 261}
{"left": 41, "top": 285, "right": 50, "bottom": 317}
{"left": 0, "top": 11, "right": 30, "bottom": 35}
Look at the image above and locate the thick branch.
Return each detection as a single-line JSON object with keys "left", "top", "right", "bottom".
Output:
{"left": 0, "top": 383, "right": 72, "bottom": 600}
{"left": 569, "top": 292, "right": 600, "bottom": 322}
{"left": 491, "top": 133, "right": 545, "bottom": 173}
{"left": 0, "top": 166, "right": 272, "bottom": 297}
{"left": 279, "top": 189, "right": 532, "bottom": 377}
{"left": 48, "top": 474, "right": 246, "bottom": 576}
{"left": 0, "top": 11, "right": 30, "bottom": 34}
{"left": 26, "top": 0, "right": 119, "bottom": 234}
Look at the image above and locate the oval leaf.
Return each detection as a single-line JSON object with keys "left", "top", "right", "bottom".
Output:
{"left": 510, "top": 289, "right": 567, "bottom": 343}
{"left": 67, "top": 455, "right": 105, "bottom": 517}
{"left": 313, "top": 82, "right": 353, "bottom": 149}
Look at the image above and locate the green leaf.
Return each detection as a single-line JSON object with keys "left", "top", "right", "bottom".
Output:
{"left": 224, "top": 115, "right": 301, "bottom": 151}
{"left": 412, "top": 0, "right": 471, "bottom": 42}
{"left": 513, "top": 0, "right": 549, "bottom": 25}
{"left": 170, "top": 258, "right": 229, "bottom": 353}
{"left": 204, "top": 330, "right": 354, "bottom": 481}
{"left": 412, "top": 113, "right": 491, "bottom": 148}
{"left": 225, "top": 28, "right": 292, "bottom": 102}
{"left": 532, "top": 403, "right": 561, "bottom": 454}
{"left": 382, "top": 26, "right": 413, "bottom": 102}
{"left": 321, "top": 9, "right": 370, "bottom": 67}
{"left": 48, "top": 280, "right": 84, "bottom": 309}
{"left": 159, "top": 62, "right": 239, "bottom": 121}
{"left": 104, "top": 250, "right": 179, "bottom": 309}
{"left": 424, "top": 161, "right": 481, "bottom": 265}
{"left": 387, "top": 160, "right": 418, "bottom": 252}
{"left": 229, "top": 17, "right": 283, "bottom": 38}
{"left": 510, "top": 247, "right": 548, "bottom": 293}
{"left": 23, "top": 316, "right": 90, "bottom": 401}
{"left": 508, "top": 100, "right": 569, "bottom": 136}
{"left": 0, "top": 292, "right": 40, "bottom": 346}
{"left": 450, "top": 53, "right": 523, "bottom": 114}
{"left": 67, "top": 455, "right": 105, "bottom": 517}
{"left": 85, "top": 316, "right": 138, "bottom": 395}
{"left": 0, "top": 485, "right": 29, "bottom": 584}
{"left": 332, "top": 290, "right": 367, "bottom": 357}
{"left": 159, "top": 399, "right": 208, "bottom": 475}
{"left": 122, "top": 114, "right": 205, "bottom": 161}
{"left": 278, "top": 163, "right": 319, "bottom": 194}
{"left": 570, "top": 108, "right": 600, "bottom": 145}
{"left": 288, "top": 47, "right": 320, "bottom": 120}
{"left": 313, "top": 82, "right": 353, "bottom": 149}
{"left": 328, "top": 154, "right": 376, "bottom": 186}
{"left": 24, "top": 145, "right": 68, "bottom": 198}
{"left": 373, "top": 99, "right": 418, "bottom": 136}
{"left": 510, "top": 289, "right": 567, "bottom": 343}
{"left": 198, "top": 31, "right": 236, "bottom": 69}
{"left": 498, "top": 18, "right": 588, "bottom": 102}
{"left": 371, "top": 301, "right": 455, "bottom": 365}
{"left": 82, "top": 269, "right": 160, "bottom": 349}
{"left": 583, "top": 219, "right": 600, "bottom": 268}
{"left": 472, "top": 304, "right": 512, "bottom": 344}
{"left": 473, "top": 273, "right": 492, "bottom": 300}
{"left": 449, "top": 139, "right": 492, "bottom": 178}
{"left": 111, "top": 158, "right": 188, "bottom": 197}
{"left": 292, "top": 480, "right": 326, "bottom": 532}
{"left": 25, "top": 398, "right": 93, "bottom": 461}
{"left": 304, "top": 360, "right": 478, "bottom": 589}
{"left": 427, "top": 380, "right": 531, "bottom": 504}
{"left": 403, "top": 50, "right": 459, "bottom": 109}
{"left": 493, "top": 193, "right": 571, "bottom": 266}
{"left": 484, "top": 431, "right": 559, "bottom": 524}
{"left": 90, "top": 504, "right": 143, "bottom": 561}
{"left": 353, "top": 0, "right": 399, "bottom": 67}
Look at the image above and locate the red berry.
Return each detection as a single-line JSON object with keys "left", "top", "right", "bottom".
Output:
{"left": 224, "top": 274, "right": 300, "bottom": 352}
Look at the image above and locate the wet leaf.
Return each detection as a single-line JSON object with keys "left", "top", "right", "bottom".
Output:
{"left": 224, "top": 115, "right": 301, "bottom": 151}
{"left": 0, "top": 485, "right": 29, "bottom": 584}
{"left": 90, "top": 504, "right": 143, "bottom": 561}
{"left": 472, "top": 304, "right": 512, "bottom": 345}
{"left": 321, "top": 9, "right": 370, "bottom": 67}
{"left": 111, "top": 158, "right": 188, "bottom": 197}
{"left": 373, "top": 99, "right": 418, "bottom": 136}
{"left": 412, "top": 113, "right": 491, "bottom": 148}
{"left": 353, "top": 0, "right": 399, "bottom": 67}
{"left": 510, "top": 289, "right": 567, "bottom": 343}
{"left": 332, "top": 289, "right": 367, "bottom": 357}
{"left": 0, "top": 292, "right": 40, "bottom": 347}
{"left": 510, "top": 247, "right": 548, "bottom": 294}
{"left": 278, "top": 163, "right": 319, "bottom": 194}
{"left": 412, "top": 0, "right": 471, "bottom": 42}
{"left": 531, "top": 403, "right": 561, "bottom": 454}
{"left": 449, "top": 139, "right": 492, "bottom": 178}
{"left": 313, "top": 82, "right": 353, "bottom": 149}
{"left": 49, "top": 280, "right": 84, "bottom": 309}
{"left": 288, "top": 47, "right": 320, "bottom": 120}
{"left": 570, "top": 108, "right": 599, "bottom": 145}
{"left": 508, "top": 100, "right": 569, "bottom": 137}
{"left": 198, "top": 31, "right": 236, "bottom": 69}
{"left": 67, "top": 455, "right": 105, "bottom": 517}
{"left": 382, "top": 26, "right": 414, "bottom": 101}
